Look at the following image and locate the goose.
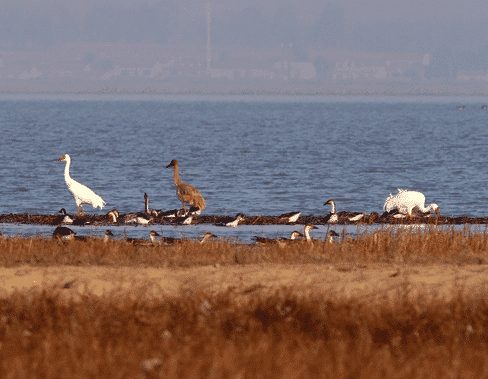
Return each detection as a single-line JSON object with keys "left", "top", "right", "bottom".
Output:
{"left": 54, "top": 154, "right": 106, "bottom": 215}
{"left": 323, "top": 200, "right": 339, "bottom": 224}
{"left": 149, "top": 230, "right": 161, "bottom": 244}
{"left": 326, "top": 230, "right": 340, "bottom": 243}
{"left": 279, "top": 211, "right": 301, "bottom": 223}
{"left": 324, "top": 200, "right": 365, "bottom": 222}
{"left": 103, "top": 230, "right": 114, "bottom": 242}
{"left": 381, "top": 209, "right": 407, "bottom": 219}
{"left": 173, "top": 213, "right": 193, "bottom": 225}
{"left": 124, "top": 212, "right": 153, "bottom": 225}
{"left": 383, "top": 189, "right": 439, "bottom": 217}
{"left": 153, "top": 208, "right": 185, "bottom": 218}
{"left": 215, "top": 213, "right": 245, "bottom": 227}
{"left": 107, "top": 209, "right": 119, "bottom": 223}
{"left": 347, "top": 212, "right": 366, "bottom": 222}
{"left": 72, "top": 229, "right": 114, "bottom": 242}
{"left": 124, "top": 232, "right": 158, "bottom": 245}
{"left": 72, "top": 216, "right": 91, "bottom": 226}
{"left": 252, "top": 230, "right": 303, "bottom": 245}
{"left": 303, "top": 224, "right": 318, "bottom": 242}
{"left": 200, "top": 232, "right": 217, "bottom": 243}
{"left": 52, "top": 226, "right": 76, "bottom": 240}
{"left": 147, "top": 230, "right": 180, "bottom": 245}
{"left": 53, "top": 208, "right": 73, "bottom": 225}
{"left": 144, "top": 193, "right": 150, "bottom": 214}
{"left": 276, "top": 230, "right": 304, "bottom": 247}
{"left": 166, "top": 159, "right": 206, "bottom": 213}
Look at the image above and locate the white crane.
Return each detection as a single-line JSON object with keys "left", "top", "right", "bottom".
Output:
{"left": 383, "top": 189, "right": 440, "bottom": 216}
{"left": 55, "top": 154, "right": 106, "bottom": 215}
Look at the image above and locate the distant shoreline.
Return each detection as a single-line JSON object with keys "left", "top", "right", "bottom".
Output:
{"left": 1, "top": 81, "right": 488, "bottom": 97}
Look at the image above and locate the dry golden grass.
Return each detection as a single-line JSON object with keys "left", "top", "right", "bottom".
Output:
{"left": 1, "top": 287, "right": 488, "bottom": 378}
{"left": 1, "top": 227, "right": 488, "bottom": 267}
{"left": 1, "top": 228, "right": 488, "bottom": 378}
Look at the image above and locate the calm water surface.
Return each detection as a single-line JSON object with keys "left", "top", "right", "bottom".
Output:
{"left": 1, "top": 94, "right": 488, "bottom": 226}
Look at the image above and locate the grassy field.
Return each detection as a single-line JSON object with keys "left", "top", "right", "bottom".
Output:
{"left": 1, "top": 226, "right": 487, "bottom": 267}
{"left": 1, "top": 228, "right": 488, "bottom": 378}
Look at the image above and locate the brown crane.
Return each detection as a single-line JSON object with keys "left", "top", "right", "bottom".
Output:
{"left": 166, "top": 159, "right": 206, "bottom": 213}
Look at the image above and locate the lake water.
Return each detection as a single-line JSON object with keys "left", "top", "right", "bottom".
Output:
{"left": 1, "top": 94, "right": 488, "bottom": 228}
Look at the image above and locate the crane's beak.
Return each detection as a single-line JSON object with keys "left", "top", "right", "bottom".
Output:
{"left": 166, "top": 162, "right": 174, "bottom": 168}
{"left": 53, "top": 155, "right": 64, "bottom": 162}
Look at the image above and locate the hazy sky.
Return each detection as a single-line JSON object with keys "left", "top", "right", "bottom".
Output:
{"left": 4, "top": 0, "right": 488, "bottom": 23}
{"left": 1, "top": 0, "right": 487, "bottom": 70}
{"left": 176, "top": 0, "right": 488, "bottom": 23}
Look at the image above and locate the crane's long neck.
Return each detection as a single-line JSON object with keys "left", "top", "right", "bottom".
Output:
{"left": 172, "top": 165, "right": 182, "bottom": 186}
{"left": 418, "top": 204, "right": 437, "bottom": 213}
{"left": 304, "top": 227, "right": 311, "bottom": 241}
{"left": 64, "top": 159, "right": 72, "bottom": 185}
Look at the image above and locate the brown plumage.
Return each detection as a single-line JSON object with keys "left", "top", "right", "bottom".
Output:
{"left": 166, "top": 159, "right": 206, "bottom": 212}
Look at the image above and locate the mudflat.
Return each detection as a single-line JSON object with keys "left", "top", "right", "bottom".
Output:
{"left": 3, "top": 263, "right": 488, "bottom": 302}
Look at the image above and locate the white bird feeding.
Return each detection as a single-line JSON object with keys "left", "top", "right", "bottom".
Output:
{"left": 55, "top": 154, "right": 106, "bottom": 215}
{"left": 383, "top": 189, "right": 440, "bottom": 217}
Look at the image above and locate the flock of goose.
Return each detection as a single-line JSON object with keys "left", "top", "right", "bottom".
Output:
{"left": 51, "top": 154, "right": 441, "bottom": 244}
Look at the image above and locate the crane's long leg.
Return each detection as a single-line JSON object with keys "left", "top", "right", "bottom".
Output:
{"left": 77, "top": 204, "right": 85, "bottom": 216}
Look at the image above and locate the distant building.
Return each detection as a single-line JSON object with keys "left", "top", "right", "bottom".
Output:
{"left": 289, "top": 62, "right": 317, "bottom": 80}
{"left": 457, "top": 70, "right": 488, "bottom": 82}
{"left": 208, "top": 68, "right": 234, "bottom": 80}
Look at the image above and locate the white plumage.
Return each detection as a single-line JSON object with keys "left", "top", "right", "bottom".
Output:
{"left": 383, "top": 189, "right": 439, "bottom": 216}
{"left": 56, "top": 154, "right": 106, "bottom": 215}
